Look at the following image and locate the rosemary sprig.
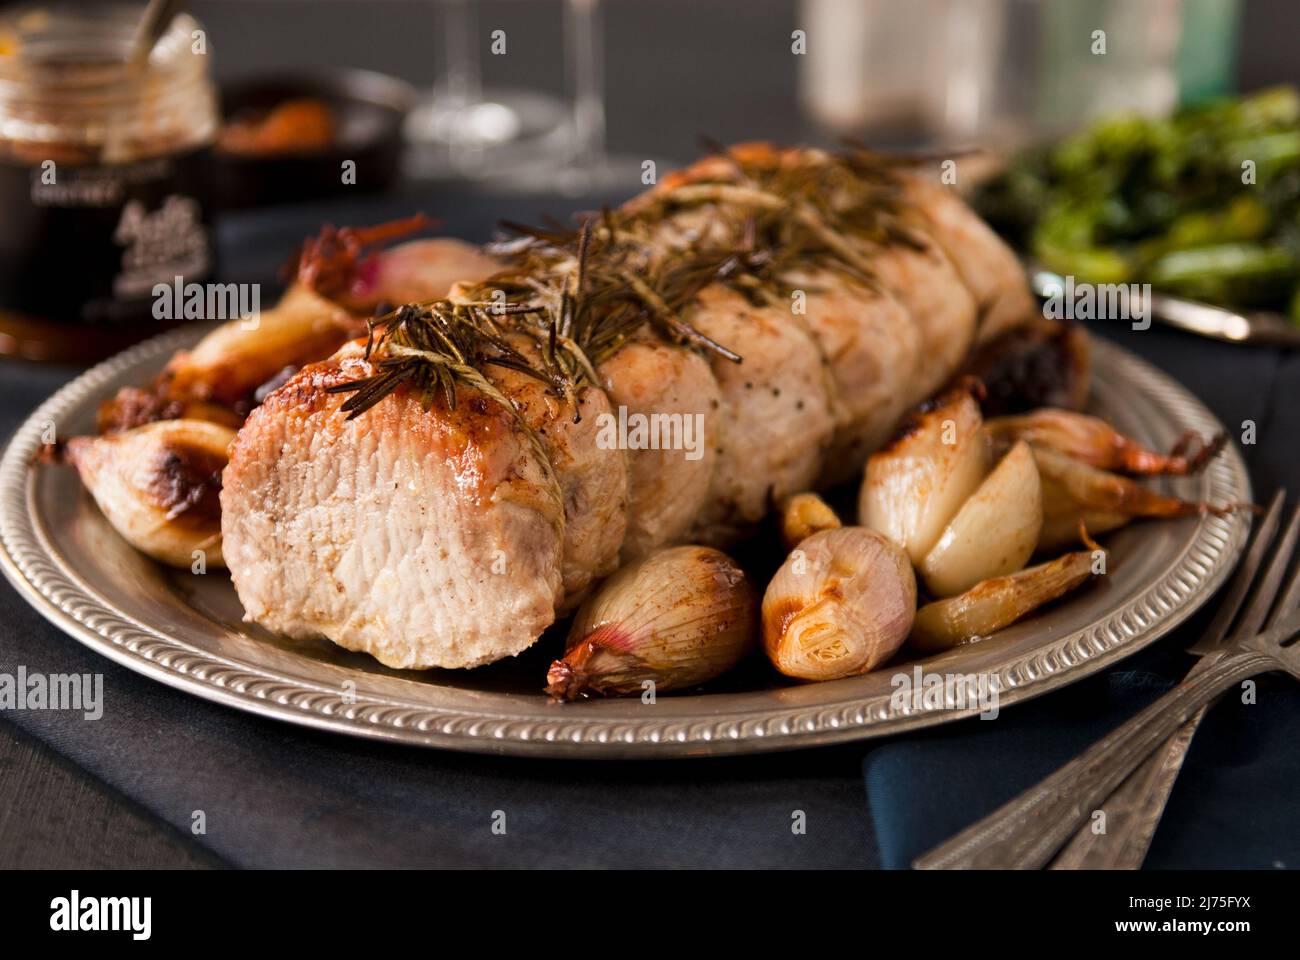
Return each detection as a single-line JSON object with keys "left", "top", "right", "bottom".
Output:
{"left": 327, "top": 145, "right": 928, "bottom": 423}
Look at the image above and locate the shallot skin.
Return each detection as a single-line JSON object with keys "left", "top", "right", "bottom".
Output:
{"left": 1031, "top": 444, "right": 1232, "bottom": 552}
{"left": 985, "top": 409, "right": 1225, "bottom": 476}
{"left": 546, "top": 546, "right": 758, "bottom": 700}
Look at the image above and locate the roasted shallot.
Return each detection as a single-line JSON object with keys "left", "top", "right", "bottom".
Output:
{"left": 919, "top": 439, "right": 1042, "bottom": 597}
{"left": 985, "top": 409, "right": 1225, "bottom": 476}
{"left": 157, "top": 284, "right": 361, "bottom": 409}
{"left": 546, "top": 546, "right": 758, "bottom": 700}
{"left": 859, "top": 381, "right": 991, "bottom": 565}
{"left": 778, "top": 492, "right": 842, "bottom": 550}
{"left": 1031, "top": 444, "right": 1231, "bottom": 551}
{"left": 62, "top": 419, "right": 235, "bottom": 568}
{"left": 910, "top": 538, "right": 1104, "bottom": 654}
{"left": 763, "top": 528, "right": 917, "bottom": 681}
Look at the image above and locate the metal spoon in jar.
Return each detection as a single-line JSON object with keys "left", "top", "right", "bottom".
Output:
{"left": 129, "top": 0, "right": 186, "bottom": 71}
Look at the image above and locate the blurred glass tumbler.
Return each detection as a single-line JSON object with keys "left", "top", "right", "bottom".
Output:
{"left": 0, "top": 3, "right": 219, "bottom": 363}
{"left": 798, "top": 0, "right": 1230, "bottom": 146}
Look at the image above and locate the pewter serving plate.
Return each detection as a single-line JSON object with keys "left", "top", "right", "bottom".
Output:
{"left": 0, "top": 330, "right": 1251, "bottom": 757}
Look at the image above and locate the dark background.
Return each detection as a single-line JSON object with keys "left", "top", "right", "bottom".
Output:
{"left": 178, "top": 0, "right": 1300, "bottom": 163}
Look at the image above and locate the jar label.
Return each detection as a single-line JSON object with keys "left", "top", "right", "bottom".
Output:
{"left": 0, "top": 147, "right": 216, "bottom": 326}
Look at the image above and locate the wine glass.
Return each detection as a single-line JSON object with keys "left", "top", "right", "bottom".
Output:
{"left": 403, "top": 0, "right": 569, "bottom": 179}
{"left": 554, "top": 0, "right": 664, "bottom": 196}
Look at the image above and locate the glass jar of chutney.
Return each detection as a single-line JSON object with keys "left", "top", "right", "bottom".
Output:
{"left": 0, "top": 3, "right": 219, "bottom": 363}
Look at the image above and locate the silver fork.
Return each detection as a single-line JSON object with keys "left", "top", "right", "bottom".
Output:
{"left": 1051, "top": 491, "right": 1297, "bottom": 868}
{"left": 914, "top": 492, "right": 1300, "bottom": 870}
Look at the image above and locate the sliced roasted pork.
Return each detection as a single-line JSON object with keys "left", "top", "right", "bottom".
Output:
{"left": 868, "top": 240, "right": 978, "bottom": 400}
{"left": 898, "top": 175, "right": 1037, "bottom": 345}
{"left": 481, "top": 331, "right": 628, "bottom": 608}
{"left": 221, "top": 343, "right": 565, "bottom": 669}
{"left": 783, "top": 268, "right": 920, "bottom": 486}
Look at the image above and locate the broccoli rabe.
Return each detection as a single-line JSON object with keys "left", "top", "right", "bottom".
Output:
{"left": 974, "top": 86, "right": 1300, "bottom": 320}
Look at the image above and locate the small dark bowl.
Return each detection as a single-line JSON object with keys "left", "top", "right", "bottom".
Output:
{"left": 215, "top": 68, "right": 415, "bottom": 209}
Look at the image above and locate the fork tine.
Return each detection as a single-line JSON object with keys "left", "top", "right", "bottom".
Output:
{"left": 1232, "top": 501, "right": 1300, "bottom": 642}
{"left": 1266, "top": 518, "right": 1300, "bottom": 630}
{"left": 1248, "top": 605, "right": 1300, "bottom": 654}
{"left": 1189, "top": 490, "right": 1286, "bottom": 655}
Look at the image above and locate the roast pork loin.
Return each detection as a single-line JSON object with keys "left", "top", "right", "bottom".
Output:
{"left": 221, "top": 144, "right": 1057, "bottom": 669}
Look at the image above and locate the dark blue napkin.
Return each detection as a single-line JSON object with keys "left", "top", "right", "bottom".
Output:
{"left": 862, "top": 631, "right": 1300, "bottom": 869}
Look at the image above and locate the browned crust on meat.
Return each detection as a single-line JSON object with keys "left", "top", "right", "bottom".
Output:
{"left": 97, "top": 387, "right": 245, "bottom": 434}
{"left": 652, "top": 141, "right": 798, "bottom": 194}
{"left": 953, "top": 320, "right": 1091, "bottom": 417}
{"left": 238, "top": 342, "right": 545, "bottom": 509}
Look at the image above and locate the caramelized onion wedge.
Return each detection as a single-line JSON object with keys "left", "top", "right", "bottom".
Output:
{"left": 62, "top": 419, "right": 235, "bottom": 568}
{"left": 911, "top": 547, "right": 1100, "bottom": 654}
{"left": 919, "top": 440, "right": 1042, "bottom": 597}
{"left": 158, "top": 284, "right": 359, "bottom": 407}
{"left": 986, "top": 409, "right": 1226, "bottom": 476}
{"left": 1032, "top": 444, "right": 1232, "bottom": 552}
{"left": 763, "top": 528, "right": 916, "bottom": 681}
{"left": 778, "top": 492, "right": 842, "bottom": 550}
{"left": 860, "top": 381, "right": 990, "bottom": 564}
{"left": 546, "top": 546, "right": 758, "bottom": 700}
{"left": 96, "top": 387, "right": 246, "bottom": 434}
